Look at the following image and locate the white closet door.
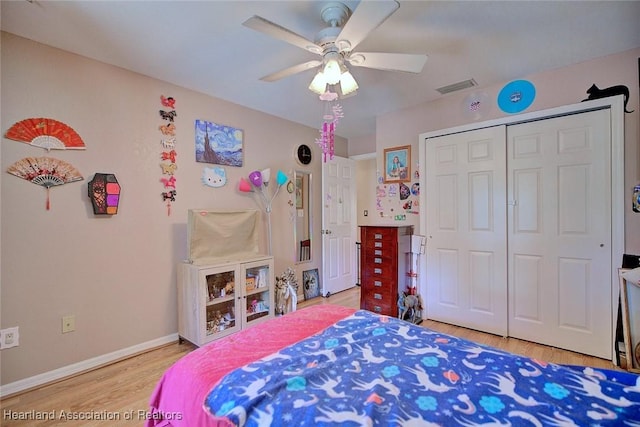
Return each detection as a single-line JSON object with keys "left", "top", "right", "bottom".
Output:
{"left": 426, "top": 126, "right": 508, "bottom": 336}
{"left": 507, "top": 109, "right": 611, "bottom": 358}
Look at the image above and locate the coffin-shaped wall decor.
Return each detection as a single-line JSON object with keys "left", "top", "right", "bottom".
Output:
{"left": 88, "top": 173, "right": 120, "bottom": 215}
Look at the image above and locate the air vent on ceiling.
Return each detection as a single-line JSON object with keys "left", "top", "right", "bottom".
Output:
{"left": 436, "top": 79, "right": 478, "bottom": 95}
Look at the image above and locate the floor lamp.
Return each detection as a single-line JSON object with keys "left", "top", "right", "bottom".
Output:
{"left": 239, "top": 168, "right": 288, "bottom": 255}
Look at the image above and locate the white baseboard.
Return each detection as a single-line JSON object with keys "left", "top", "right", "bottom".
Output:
{"left": 0, "top": 333, "right": 178, "bottom": 398}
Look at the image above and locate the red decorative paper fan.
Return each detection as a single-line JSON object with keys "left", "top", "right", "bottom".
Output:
{"left": 7, "top": 156, "right": 84, "bottom": 210}
{"left": 5, "top": 118, "right": 86, "bottom": 151}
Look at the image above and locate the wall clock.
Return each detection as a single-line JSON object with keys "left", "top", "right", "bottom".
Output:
{"left": 296, "top": 144, "right": 313, "bottom": 165}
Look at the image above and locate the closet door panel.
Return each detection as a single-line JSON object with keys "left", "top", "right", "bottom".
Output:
{"left": 435, "top": 174, "right": 458, "bottom": 231}
{"left": 436, "top": 248, "right": 459, "bottom": 307}
{"left": 507, "top": 109, "right": 611, "bottom": 359}
{"left": 558, "top": 164, "right": 589, "bottom": 234}
{"left": 426, "top": 126, "right": 508, "bottom": 336}
{"left": 469, "top": 250, "right": 495, "bottom": 313}
{"left": 469, "top": 172, "right": 493, "bottom": 231}
{"left": 558, "top": 257, "right": 591, "bottom": 332}
{"left": 513, "top": 168, "right": 542, "bottom": 234}
{"left": 512, "top": 254, "right": 543, "bottom": 322}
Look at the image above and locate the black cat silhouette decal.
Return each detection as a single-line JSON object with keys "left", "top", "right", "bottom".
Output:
{"left": 582, "top": 83, "right": 634, "bottom": 113}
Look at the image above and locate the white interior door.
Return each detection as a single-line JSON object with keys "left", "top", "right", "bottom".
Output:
{"left": 507, "top": 109, "right": 612, "bottom": 358}
{"left": 425, "top": 126, "right": 508, "bottom": 336}
{"left": 321, "top": 156, "right": 357, "bottom": 297}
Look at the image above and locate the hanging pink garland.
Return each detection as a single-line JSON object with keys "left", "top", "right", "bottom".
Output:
{"left": 315, "top": 92, "right": 344, "bottom": 162}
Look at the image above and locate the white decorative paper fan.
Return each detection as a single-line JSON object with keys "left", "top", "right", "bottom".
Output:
{"left": 7, "top": 156, "right": 84, "bottom": 210}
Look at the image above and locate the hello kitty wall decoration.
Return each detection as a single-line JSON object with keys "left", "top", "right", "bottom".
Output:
{"left": 202, "top": 167, "right": 227, "bottom": 188}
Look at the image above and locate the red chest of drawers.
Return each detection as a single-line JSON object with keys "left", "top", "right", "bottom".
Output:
{"left": 360, "top": 226, "right": 406, "bottom": 317}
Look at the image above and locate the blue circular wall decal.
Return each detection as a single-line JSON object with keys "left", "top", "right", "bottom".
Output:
{"left": 497, "top": 80, "right": 536, "bottom": 114}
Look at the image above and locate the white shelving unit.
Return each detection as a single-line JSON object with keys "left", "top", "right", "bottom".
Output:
{"left": 177, "top": 254, "right": 274, "bottom": 346}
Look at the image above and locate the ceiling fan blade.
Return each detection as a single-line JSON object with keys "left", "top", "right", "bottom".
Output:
{"left": 243, "top": 15, "right": 323, "bottom": 54}
{"left": 260, "top": 60, "right": 322, "bottom": 82}
{"left": 347, "top": 52, "right": 427, "bottom": 73}
{"left": 336, "top": 0, "right": 400, "bottom": 52}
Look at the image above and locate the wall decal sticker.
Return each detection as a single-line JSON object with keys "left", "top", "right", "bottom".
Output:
{"left": 582, "top": 83, "right": 634, "bottom": 113}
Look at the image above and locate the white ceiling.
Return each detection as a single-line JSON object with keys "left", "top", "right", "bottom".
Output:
{"left": 2, "top": 1, "right": 639, "bottom": 140}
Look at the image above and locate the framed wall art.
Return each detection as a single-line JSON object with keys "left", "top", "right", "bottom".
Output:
{"left": 302, "top": 268, "right": 320, "bottom": 300}
{"left": 194, "top": 119, "right": 243, "bottom": 166}
{"left": 383, "top": 145, "right": 411, "bottom": 183}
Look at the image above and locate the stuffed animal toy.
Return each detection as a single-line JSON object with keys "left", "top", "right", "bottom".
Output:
{"left": 274, "top": 276, "right": 287, "bottom": 315}
{"left": 399, "top": 292, "right": 424, "bottom": 324}
{"left": 274, "top": 268, "right": 298, "bottom": 315}
{"left": 224, "top": 281, "right": 234, "bottom": 295}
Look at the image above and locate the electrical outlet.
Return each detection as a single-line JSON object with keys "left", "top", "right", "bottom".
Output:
{"left": 0, "top": 327, "right": 20, "bottom": 349}
{"left": 62, "top": 315, "right": 75, "bottom": 333}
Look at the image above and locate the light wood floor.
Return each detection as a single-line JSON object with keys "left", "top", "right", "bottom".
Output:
{"left": 1, "top": 286, "right": 619, "bottom": 426}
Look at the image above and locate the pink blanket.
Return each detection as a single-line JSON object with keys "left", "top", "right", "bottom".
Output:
{"left": 146, "top": 305, "right": 356, "bottom": 427}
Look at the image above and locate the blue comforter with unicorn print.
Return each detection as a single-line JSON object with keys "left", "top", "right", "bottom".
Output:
{"left": 204, "top": 310, "right": 640, "bottom": 426}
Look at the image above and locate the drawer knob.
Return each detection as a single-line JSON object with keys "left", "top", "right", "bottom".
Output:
{"left": 374, "top": 293, "right": 382, "bottom": 300}
{"left": 374, "top": 258, "right": 382, "bottom": 263}
{"left": 373, "top": 306, "right": 382, "bottom": 313}
{"left": 374, "top": 281, "right": 382, "bottom": 287}
{"left": 374, "top": 268, "right": 382, "bottom": 274}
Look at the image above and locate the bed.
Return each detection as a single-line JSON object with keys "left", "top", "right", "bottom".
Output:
{"left": 147, "top": 305, "right": 640, "bottom": 426}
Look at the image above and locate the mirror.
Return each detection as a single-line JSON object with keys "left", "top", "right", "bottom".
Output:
{"left": 294, "top": 170, "right": 312, "bottom": 264}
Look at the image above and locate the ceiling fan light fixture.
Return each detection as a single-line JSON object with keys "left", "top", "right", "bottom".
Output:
{"left": 339, "top": 70, "right": 359, "bottom": 96}
{"left": 323, "top": 58, "right": 342, "bottom": 85}
{"left": 308, "top": 71, "right": 327, "bottom": 95}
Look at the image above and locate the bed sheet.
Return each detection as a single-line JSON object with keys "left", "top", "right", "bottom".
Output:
{"left": 205, "top": 310, "right": 640, "bottom": 426}
{"left": 146, "top": 305, "right": 356, "bottom": 427}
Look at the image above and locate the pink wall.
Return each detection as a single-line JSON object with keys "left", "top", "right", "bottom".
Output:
{"left": 0, "top": 32, "right": 347, "bottom": 388}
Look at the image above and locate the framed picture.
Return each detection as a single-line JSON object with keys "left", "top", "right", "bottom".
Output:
{"left": 194, "top": 119, "right": 243, "bottom": 166}
{"left": 295, "top": 175, "right": 304, "bottom": 209}
{"left": 302, "top": 268, "right": 320, "bottom": 300}
{"left": 383, "top": 145, "right": 411, "bottom": 183}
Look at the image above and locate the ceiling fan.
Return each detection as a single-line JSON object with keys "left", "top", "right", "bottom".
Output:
{"left": 243, "top": 0, "right": 427, "bottom": 97}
